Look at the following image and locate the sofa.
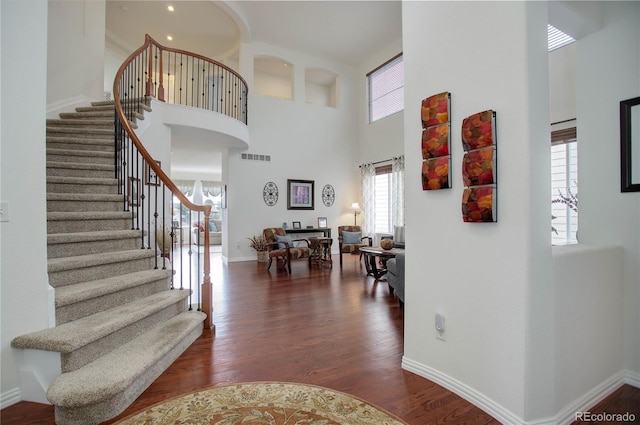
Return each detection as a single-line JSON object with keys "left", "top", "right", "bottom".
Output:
{"left": 386, "top": 253, "right": 404, "bottom": 308}
{"left": 193, "top": 219, "right": 222, "bottom": 245}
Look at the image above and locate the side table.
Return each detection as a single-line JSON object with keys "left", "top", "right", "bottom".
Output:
{"left": 309, "top": 237, "right": 333, "bottom": 268}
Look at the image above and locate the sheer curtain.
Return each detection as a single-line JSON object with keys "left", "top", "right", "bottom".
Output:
{"left": 360, "top": 163, "right": 376, "bottom": 237}
{"left": 200, "top": 180, "right": 222, "bottom": 197}
{"left": 391, "top": 155, "right": 405, "bottom": 227}
{"left": 174, "top": 179, "right": 195, "bottom": 196}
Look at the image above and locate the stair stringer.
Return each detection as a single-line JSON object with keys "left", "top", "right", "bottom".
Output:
{"left": 15, "top": 349, "right": 62, "bottom": 404}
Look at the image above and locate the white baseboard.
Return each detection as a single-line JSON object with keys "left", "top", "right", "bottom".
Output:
{"left": 227, "top": 256, "right": 258, "bottom": 262}
{"left": 401, "top": 356, "right": 524, "bottom": 424}
{"left": 402, "top": 356, "right": 637, "bottom": 425}
{"left": 624, "top": 369, "right": 640, "bottom": 388}
{"left": 0, "top": 387, "right": 21, "bottom": 410}
{"left": 46, "top": 95, "right": 93, "bottom": 119}
{"left": 554, "top": 371, "right": 626, "bottom": 425}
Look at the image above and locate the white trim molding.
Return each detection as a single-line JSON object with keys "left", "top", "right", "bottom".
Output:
{"left": 624, "top": 370, "right": 640, "bottom": 388}
{"left": 0, "top": 387, "right": 21, "bottom": 410}
{"left": 403, "top": 356, "right": 639, "bottom": 425}
{"left": 46, "top": 95, "right": 93, "bottom": 119}
{"left": 402, "top": 356, "right": 525, "bottom": 424}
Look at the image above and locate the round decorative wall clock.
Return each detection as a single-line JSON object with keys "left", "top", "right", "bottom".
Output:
{"left": 263, "top": 182, "right": 279, "bottom": 206}
{"left": 322, "top": 184, "right": 335, "bottom": 207}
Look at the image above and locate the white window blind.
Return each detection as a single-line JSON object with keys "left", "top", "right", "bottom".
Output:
{"left": 548, "top": 24, "right": 575, "bottom": 51}
{"left": 368, "top": 54, "right": 404, "bottom": 123}
{"left": 551, "top": 130, "right": 578, "bottom": 245}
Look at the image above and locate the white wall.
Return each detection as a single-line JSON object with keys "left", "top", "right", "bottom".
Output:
{"left": 576, "top": 0, "right": 640, "bottom": 381}
{"left": 47, "top": 0, "right": 106, "bottom": 114}
{"left": 401, "top": 2, "right": 553, "bottom": 422}
{"left": 357, "top": 38, "right": 404, "bottom": 167}
{"left": 226, "top": 42, "right": 359, "bottom": 261}
{"left": 553, "top": 245, "right": 624, "bottom": 419}
{"left": 549, "top": 43, "right": 577, "bottom": 125}
{"left": 1, "top": 0, "right": 49, "bottom": 407}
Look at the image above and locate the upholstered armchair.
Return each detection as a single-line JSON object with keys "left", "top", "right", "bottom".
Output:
{"left": 337, "top": 226, "right": 372, "bottom": 266}
{"left": 262, "top": 227, "right": 312, "bottom": 274}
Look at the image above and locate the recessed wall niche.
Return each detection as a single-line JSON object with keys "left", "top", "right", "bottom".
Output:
{"left": 305, "top": 67, "right": 338, "bottom": 108}
{"left": 253, "top": 56, "right": 293, "bottom": 100}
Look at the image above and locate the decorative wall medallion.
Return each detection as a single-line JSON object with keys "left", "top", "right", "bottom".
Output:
{"left": 322, "top": 184, "right": 335, "bottom": 207}
{"left": 263, "top": 182, "right": 278, "bottom": 206}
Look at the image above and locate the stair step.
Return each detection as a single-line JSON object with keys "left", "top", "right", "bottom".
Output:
{"left": 48, "top": 229, "right": 142, "bottom": 258}
{"left": 59, "top": 110, "right": 115, "bottom": 119}
{"left": 48, "top": 249, "right": 156, "bottom": 287}
{"left": 46, "top": 148, "right": 114, "bottom": 165}
{"left": 47, "top": 118, "right": 113, "bottom": 128}
{"left": 94, "top": 98, "right": 152, "bottom": 110}
{"left": 12, "top": 289, "right": 194, "bottom": 371}
{"left": 46, "top": 311, "right": 205, "bottom": 425}
{"left": 46, "top": 126, "right": 114, "bottom": 139}
{"left": 47, "top": 175, "right": 118, "bottom": 195}
{"left": 47, "top": 210, "right": 133, "bottom": 234}
{"left": 75, "top": 105, "right": 115, "bottom": 113}
{"left": 47, "top": 161, "right": 113, "bottom": 179}
{"left": 92, "top": 100, "right": 116, "bottom": 106}
{"left": 55, "top": 269, "right": 173, "bottom": 324}
{"left": 47, "top": 193, "right": 123, "bottom": 212}
{"left": 46, "top": 136, "right": 114, "bottom": 152}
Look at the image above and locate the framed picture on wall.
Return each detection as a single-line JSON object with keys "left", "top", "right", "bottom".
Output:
{"left": 128, "top": 177, "right": 140, "bottom": 207}
{"left": 287, "top": 179, "right": 314, "bottom": 210}
{"left": 145, "top": 160, "right": 161, "bottom": 186}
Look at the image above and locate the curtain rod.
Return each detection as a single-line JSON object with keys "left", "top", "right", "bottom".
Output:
{"left": 358, "top": 157, "right": 399, "bottom": 168}
{"left": 551, "top": 118, "right": 576, "bottom": 126}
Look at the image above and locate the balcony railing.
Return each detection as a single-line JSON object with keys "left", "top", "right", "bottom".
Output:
{"left": 112, "top": 35, "right": 247, "bottom": 329}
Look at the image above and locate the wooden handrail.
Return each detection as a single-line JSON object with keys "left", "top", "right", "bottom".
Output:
{"left": 112, "top": 34, "right": 244, "bottom": 330}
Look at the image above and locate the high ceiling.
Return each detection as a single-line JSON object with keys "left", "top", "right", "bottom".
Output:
{"left": 106, "top": 1, "right": 402, "bottom": 177}
{"left": 106, "top": 0, "right": 402, "bottom": 66}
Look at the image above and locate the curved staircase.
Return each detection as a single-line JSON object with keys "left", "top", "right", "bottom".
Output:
{"left": 11, "top": 101, "right": 206, "bottom": 425}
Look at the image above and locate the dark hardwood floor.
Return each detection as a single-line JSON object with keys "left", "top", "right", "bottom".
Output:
{"left": 2, "top": 251, "right": 639, "bottom": 424}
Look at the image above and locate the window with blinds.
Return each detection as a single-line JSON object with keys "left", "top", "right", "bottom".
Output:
{"left": 548, "top": 24, "right": 575, "bottom": 52}
{"left": 367, "top": 54, "right": 404, "bottom": 123}
{"left": 551, "top": 127, "right": 578, "bottom": 245}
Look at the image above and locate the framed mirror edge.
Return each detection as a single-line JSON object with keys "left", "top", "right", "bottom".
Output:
{"left": 620, "top": 95, "right": 640, "bottom": 192}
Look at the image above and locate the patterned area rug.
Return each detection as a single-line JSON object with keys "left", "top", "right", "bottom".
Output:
{"left": 114, "top": 382, "right": 408, "bottom": 424}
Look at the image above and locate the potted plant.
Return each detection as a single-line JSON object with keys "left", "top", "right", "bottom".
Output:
{"left": 248, "top": 235, "right": 269, "bottom": 262}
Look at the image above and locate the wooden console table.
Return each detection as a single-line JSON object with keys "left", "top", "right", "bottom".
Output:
{"left": 285, "top": 227, "right": 331, "bottom": 238}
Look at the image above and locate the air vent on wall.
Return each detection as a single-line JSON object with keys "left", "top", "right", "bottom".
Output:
{"left": 241, "top": 153, "right": 271, "bottom": 162}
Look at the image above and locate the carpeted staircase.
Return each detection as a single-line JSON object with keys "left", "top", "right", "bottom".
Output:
{"left": 11, "top": 101, "right": 206, "bottom": 425}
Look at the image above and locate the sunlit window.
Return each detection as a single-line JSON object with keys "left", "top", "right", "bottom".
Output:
{"left": 367, "top": 54, "right": 404, "bottom": 123}
{"left": 548, "top": 24, "right": 575, "bottom": 51}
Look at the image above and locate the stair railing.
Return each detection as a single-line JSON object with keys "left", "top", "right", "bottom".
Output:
{"left": 113, "top": 35, "right": 247, "bottom": 330}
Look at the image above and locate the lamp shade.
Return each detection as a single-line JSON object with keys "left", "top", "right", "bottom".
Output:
{"left": 351, "top": 202, "right": 361, "bottom": 211}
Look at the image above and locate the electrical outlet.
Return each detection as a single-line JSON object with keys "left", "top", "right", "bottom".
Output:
{"left": 0, "top": 202, "right": 8, "bottom": 222}
{"left": 435, "top": 312, "right": 446, "bottom": 341}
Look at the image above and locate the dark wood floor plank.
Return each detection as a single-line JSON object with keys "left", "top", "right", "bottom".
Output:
{"left": 2, "top": 252, "right": 638, "bottom": 424}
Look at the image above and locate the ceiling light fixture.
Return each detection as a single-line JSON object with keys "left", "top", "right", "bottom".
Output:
{"left": 167, "top": 5, "right": 175, "bottom": 12}
{"left": 167, "top": 35, "right": 173, "bottom": 41}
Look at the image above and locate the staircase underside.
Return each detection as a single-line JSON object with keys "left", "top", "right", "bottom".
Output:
{"left": 11, "top": 100, "right": 206, "bottom": 425}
